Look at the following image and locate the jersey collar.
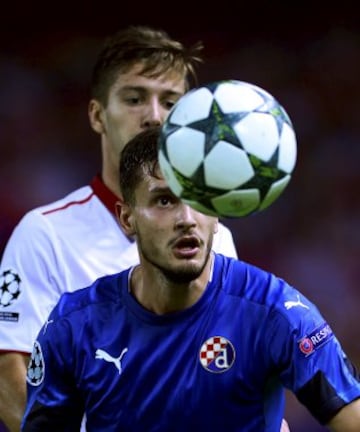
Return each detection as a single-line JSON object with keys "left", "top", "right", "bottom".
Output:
{"left": 90, "top": 174, "right": 120, "bottom": 216}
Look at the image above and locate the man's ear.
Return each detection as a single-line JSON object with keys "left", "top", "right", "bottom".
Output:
{"left": 115, "top": 201, "right": 136, "bottom": 236}
{"left": 88, "top": 99, "right": 105, "bottom": 134}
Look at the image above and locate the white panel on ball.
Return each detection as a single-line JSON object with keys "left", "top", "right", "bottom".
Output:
{"left": 278, "top": 124, "right": 297, "bottom": 173}
{"left": 169, "top": 87, "right": 213, "bottom": 125}
{"left": 204, "top": 141, "right": 254, "bottom": 189}
{"left": 158, "top": 151, "right": 184, "bottom": 197}
{"left": 234, "top": 113, "right": 279, "bottom": 161}
{"left": 211, "top": 189, "right": 261, "bottom": 217}
{"left": 214, "top": 82, "right": 265, "bottom": 112}
{"left": 166, "top": 127, "right": 205, "bottom": 177}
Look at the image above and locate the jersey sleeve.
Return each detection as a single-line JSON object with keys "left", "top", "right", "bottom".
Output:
{"left": 265, "top": 288, "right": 360, "bottom": 425}
{"left": 0, "top": 211, "right": 66, "bottom": 353}
{"left": 212, "top": 223, "right": 238, "bottom": 258}
{"left": 22, "top": 305, "right": 83, "bottom": 431}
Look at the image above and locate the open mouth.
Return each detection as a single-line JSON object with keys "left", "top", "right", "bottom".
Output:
{"left": 172, "top": 236, "right": 201, "bottom": 258}
{"left": 174, "top": 236, "right": 200, "bottom": 249}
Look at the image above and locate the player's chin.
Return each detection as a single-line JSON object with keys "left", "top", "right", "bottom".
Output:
{"left": 174, "top": 267, "right": 203, "bottom": 283}
{"left": 164, "top": 260, "right": 205, "bottom": 283}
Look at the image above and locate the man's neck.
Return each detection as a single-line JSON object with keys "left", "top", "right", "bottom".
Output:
{"left": 129, "top": 255, "right": 214, "bottom": 315}
{"left": 102, "top": 170, "right": 121, "bottom": 198}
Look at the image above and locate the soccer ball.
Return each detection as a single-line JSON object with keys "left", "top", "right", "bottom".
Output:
{"left": 0, "top": 269, "right": 21, "bottom": 307}
{"left": 158, "top": 80, "right": 297, "bottom": 218}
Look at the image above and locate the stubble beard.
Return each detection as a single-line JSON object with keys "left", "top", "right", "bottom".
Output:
{"left": 139, "top": 239, "right": 213, "bottom": 284}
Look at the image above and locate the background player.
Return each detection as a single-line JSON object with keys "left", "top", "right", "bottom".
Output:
{"left": 22, "top": 127, "right": 360, "bottom": 431}
{"left": 0, "top": 26, "right": 238, "bottom": 431}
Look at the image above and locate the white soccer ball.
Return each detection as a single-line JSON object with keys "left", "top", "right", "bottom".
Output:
{"left": 158, "top": 80, "right": 297, "bottom": 217}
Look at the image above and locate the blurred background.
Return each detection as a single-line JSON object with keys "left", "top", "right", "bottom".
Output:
{"left": 0, "top": 2, "right": 359, "bottom": 431}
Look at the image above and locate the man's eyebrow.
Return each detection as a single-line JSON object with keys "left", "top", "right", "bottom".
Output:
{"left": 119, "top": 85, "right": 182, "bottom": 97}
{"left": 119, "top": 85, "right": 145, "bottom": 91}
{"left": 148, "top": 186, "right": 172, "bottom": 194}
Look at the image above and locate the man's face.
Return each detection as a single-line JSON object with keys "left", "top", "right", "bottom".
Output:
{"left": 121, "top": 169, "right": 218, "bottom": 283}
{"left": 90, "top": 62, "right": 186, "bottom": 178}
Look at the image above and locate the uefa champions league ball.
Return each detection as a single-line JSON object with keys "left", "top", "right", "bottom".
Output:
{"left": 158, "top": 80, "right": 297, "bottom": 218}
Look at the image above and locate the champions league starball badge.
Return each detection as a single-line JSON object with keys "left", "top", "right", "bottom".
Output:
{"left": 27, "top": 341, "right": 45, "bottom": 386}
{"left": 0, "top": 269, "right": 21, "bottom": 307}
{"left": 199, "top": 336, "right": 235, "bottom": 373}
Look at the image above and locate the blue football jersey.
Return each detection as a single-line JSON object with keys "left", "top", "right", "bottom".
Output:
{"left": 22, "top": 254, "right": 360, "bottom": 431}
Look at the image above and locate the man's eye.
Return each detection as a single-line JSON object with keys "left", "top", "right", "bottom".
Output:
{"left": 157, "top": 196, "right": 174, "bottom": 206}
{"left": 164, "top": 101, "right": 176, "bottom": 110}
{"left": 164, "top": 96, "right": 183, "bottom": 110}
{"left": 159, "top": 197, "right": 170, "bottom": 205}
{"left": 126, "top": 97, "right": 141, "bottom": 105}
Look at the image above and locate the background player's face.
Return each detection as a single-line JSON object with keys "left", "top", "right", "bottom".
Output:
{"left": 121, "top": 169, "right": 218, "bottom": 283}
{"left": 89, "top": 62, "right": 186, "bottom": 180}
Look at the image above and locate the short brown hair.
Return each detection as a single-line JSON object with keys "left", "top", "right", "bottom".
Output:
{"left": 91, "top": 25, "right": 203, "bottom": 105}
{"left": 119, "top": 127, "right": 162, "bottom": 205}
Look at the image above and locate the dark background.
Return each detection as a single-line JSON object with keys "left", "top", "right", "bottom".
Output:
{"left": 0, "top": 2, "right": 359, "bottom": 431}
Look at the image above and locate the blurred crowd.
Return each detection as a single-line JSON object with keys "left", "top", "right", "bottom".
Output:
{"left": 0, "top": 23, "right": 359, "bottom": 432}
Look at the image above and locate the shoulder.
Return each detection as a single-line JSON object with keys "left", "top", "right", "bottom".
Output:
{"left": 215, "top": 254, "right": 279, "bottom": 298}
{"left": 51, "top": 270, "right": 130, "bottom": 320}
{"left": 8, "top": 185, "right": 94, "bottom": 238}
{"left": 212, "top": 222, "right": 237, "bottom": 258}
{"left": 214, "top": 254, "right": 317, "bottom": 322}
{"left": 34, "top": 184, "right": 95, "bottom": 218}
{"left": 0, "top": 185, "right": 99, "bottom": 277}
{"left": 216, "top": 222, "right": 232, "bottom": 237}
{"left": 17, "top": 185, "right": 93, "bottom": 222}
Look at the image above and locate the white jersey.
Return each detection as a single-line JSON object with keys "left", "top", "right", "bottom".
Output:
{"left": 0, "top": 175, "right": 237, "bottom": 353}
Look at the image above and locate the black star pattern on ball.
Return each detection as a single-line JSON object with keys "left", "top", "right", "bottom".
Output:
{"left": 186, "top": 99, "right": 249, "bottom": 155}
{"left": 255, "top": 98, "right": 292, "bottom": 136}
{"left": 173, "top": 165, "right": 228, "bottom": 201}
{"left": 242, "top": 150, "right": 288, "bottom": 199}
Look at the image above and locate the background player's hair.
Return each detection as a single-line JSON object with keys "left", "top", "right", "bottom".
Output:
{"left": 119, "top": 127, "right": 161, "bottom": 205}
{"left": 91, "top": 25, "right": 203, "bottom": 105}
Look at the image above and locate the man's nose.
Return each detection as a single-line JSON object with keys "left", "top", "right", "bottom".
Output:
{"left": 143, "top": 100, "right": 165, "bottom": 127}
{"left": 174, "top": 203, "right": 197, "bottom": 230}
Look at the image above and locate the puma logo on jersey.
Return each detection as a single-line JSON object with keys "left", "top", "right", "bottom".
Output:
{"left": 284, "top": 295, "right": 309, "bottom": 310}
{"left": 42, "top": 318, "right": 54, "bottom": 335}
{"left": 95, "top": 347, "right": 128, "bottom": 374}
